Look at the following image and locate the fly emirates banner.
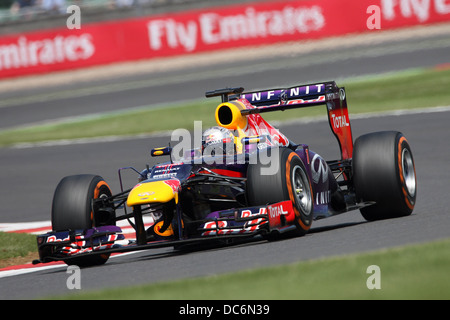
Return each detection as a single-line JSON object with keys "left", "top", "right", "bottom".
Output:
{"left": 1, "top": 0, "right": 449, "bottom": 78}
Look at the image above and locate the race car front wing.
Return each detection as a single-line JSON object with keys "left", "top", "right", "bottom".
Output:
{"left": 34, "top": 200, "right": 296, "bottom": 265}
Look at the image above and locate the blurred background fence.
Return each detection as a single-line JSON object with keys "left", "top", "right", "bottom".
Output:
{"left": 1, "top": 0, "right": 449, "bottom": 79}
{"left": 0, "top": 0, "right": 253, "bottom": 32}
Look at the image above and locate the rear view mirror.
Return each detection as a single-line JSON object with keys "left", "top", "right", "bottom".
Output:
{"left": 241, "top": 136, "right": 266, "bottom": 144}
{"left": 151, "top": 147, "right": 172, "bottom": 157}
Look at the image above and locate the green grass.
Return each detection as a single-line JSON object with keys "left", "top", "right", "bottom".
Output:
{"left": 0, "top": 232, "right": 37, "bottom": 261}
{"left": 50, "top": 237, "right": 450, "bottom": 300}
{"left": 1, "top": 67, "right": 450, "bottom": 147}
{"left": 344, "top": 67, "right": 450, "bottom": 111}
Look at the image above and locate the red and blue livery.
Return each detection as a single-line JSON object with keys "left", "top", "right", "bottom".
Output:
{"left": 34, "top": 81, "right": 417, "bottom": 267}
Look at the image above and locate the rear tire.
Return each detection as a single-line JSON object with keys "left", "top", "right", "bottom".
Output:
{"left": 247, "top": 148, "right": 313, "bottom": 237}
{"left": 52, "top": 174, "right": 114, "bottom": 267}
{"left": 353, "top": 131, "right": 417, "bottom": 221}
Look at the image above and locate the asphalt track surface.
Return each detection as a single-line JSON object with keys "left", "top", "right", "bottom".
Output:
{"left": 0, "top": 27, "right": 450, "bottom": 299}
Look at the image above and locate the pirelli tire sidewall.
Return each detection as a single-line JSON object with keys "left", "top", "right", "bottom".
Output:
{"left": 247, "top": 147, "right": 313, "bottom": 236}
{"left": 353, "top": 131, "right": 417, "bottom": 221}
{"left": 51, "top": 174, "right": 113, "bottom": 267}
{"left": 284, "top": 149, "right": 314, "bottom": 235}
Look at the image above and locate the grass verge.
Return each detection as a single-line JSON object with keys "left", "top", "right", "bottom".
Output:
{"left": 0, "top": 232, "right": 38, "bottom": 268}
{"left": 50, "top": 237, "right": 450, "bottom": 300}
{"left": 1, "top": 67, "right": 450, "bottom": 147}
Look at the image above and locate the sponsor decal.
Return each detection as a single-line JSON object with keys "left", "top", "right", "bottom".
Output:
{"left": 152, "top": 163, "right": 183, "bottom": 179}
{"left": 315, "top": 190, "right": 331, "bottom": 205}
{"left": 381, "top": 0, "right": 450, "bottom": 23}
{"left": 46, "top": 234, "right": 70, "bottom": 243}
{"left": 202, "top": 220, "right": 227, "bottom": 236}
{"left": 331, "top": 113, "right": 350, "bottom": 130}
{"left": 267, "top": 203, "right": 289, "bottom": 219}
{"left": 311, "top": 154, "right": 329, "bottom": 184}
{"left": 147, "top": 5, "right": 325, "bottom": 52}
{"left": 163, "top": 179, "right": 181, "bottom": 193}
{"left": 2, "top": 0, "right": 449, "bottom": 78}
{"left": 241, "top": 84, "right": 325, "bottom": 104}
{"left": 241, "top": 208, "right": 267, "bottom": 218}
{"left": 41, "top": 228, "right": 125, "bottom": 257}
{"left": 0, "top": 34, "right": 94, "bottom": 71}
{"left": 137, "top": 191, "right": 155, "bottom": 197}
{"left": 266, "top": 201, "right": 295, "bottom": 227}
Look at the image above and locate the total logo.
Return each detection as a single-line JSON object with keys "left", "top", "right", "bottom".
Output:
{"left": 267, "top": 204, "right": 288, "bottom": 219}
{"left": 331, "top": 113, "right": 350, "bottom": 129}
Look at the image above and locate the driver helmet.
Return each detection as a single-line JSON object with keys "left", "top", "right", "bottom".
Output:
{"left": 202, "top": 126, "right": 235, "bottom": 156}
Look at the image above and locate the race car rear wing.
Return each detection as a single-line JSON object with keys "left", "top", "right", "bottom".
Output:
{"left": 239, "top": 81, "right": 333, "bottom": 113}
{"left": 206, "top": 81, "right": 353, "bottom": 160}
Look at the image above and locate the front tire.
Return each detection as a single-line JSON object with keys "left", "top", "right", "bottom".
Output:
{"left": 353, "top": 131, "right": 417, "bottom": 221}
{"left": 247, "top": 148, "right": 313, "bottom": 236}
{"left": 52, "top": 174, "right": 114, "bottom": 267}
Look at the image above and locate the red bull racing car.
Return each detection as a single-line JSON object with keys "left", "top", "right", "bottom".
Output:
{"left": 34, "top": 81, "right": 417, "bottom": 267}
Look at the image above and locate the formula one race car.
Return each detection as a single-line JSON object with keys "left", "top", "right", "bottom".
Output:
{"left": 34, "top": 81, "right": 417, "bottom": 267}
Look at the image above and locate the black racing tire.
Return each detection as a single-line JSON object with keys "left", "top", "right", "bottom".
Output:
{"left": 247, "top": 148, "right": 313, "bottom": 237}
{"left": 353, "top": 131, "right": 417, "bottom": 221}
{"left": 51, "top": 174, "right": 114, "bottom": 267}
